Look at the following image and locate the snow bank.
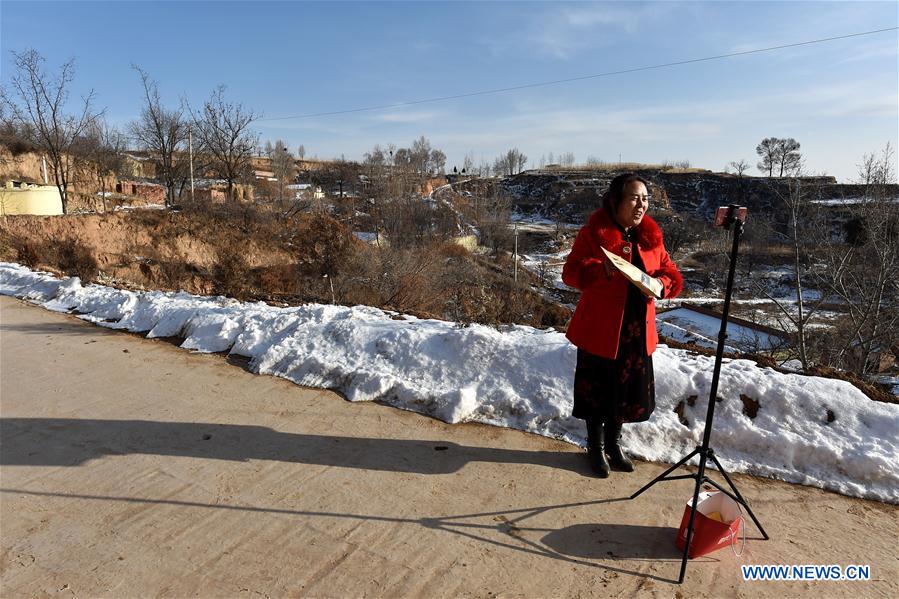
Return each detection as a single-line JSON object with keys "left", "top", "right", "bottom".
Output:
{"left": 2, "top": 262, "right": 897, "bottom": 503}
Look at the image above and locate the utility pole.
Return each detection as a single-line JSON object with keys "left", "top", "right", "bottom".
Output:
{"left": 188, "top": 125, "right": 195, "bottom": 202}
{"left": 513, "top": 221, "right": 519, "bottom": 283}
{"left": 324, "top": 274, "right": 335, "bottom": 304}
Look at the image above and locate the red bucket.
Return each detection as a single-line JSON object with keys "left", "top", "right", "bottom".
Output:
{"left": 676, "top": 490, "right": 743, "bottom": 558}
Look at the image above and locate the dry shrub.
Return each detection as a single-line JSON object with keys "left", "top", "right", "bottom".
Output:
{"left": 157, "top": 260, "right": 197, "bottom": 291}
{"left": 442, "top": 258, "right": 490, "bottom": 325}
{"left": 255, "top": 264, "right": 301, "bottom": 296}
{"left": 4, "top": 201, "right": 573, "bottom": 330}
{"left": 0, "top": 133, "right": 38, "bottom": 156}
{"left": 207, "top": 201, "right": 277, "bottom": 237}
{"left": 56, "top": 238, "right": 99, "bottom": 282}
{"left": 535, "top": 302, "right": 571, "bottom": 328}
{"left": 438, "top": 241, "right": 470, "bottom": 258}
{"left": 8, "top": 234, "right": 97, "bottom": 282}
{"left": 291, "top": 213, "right": 356, "bottom": 277}
{"left": 212, "top": 245, "right": 250, "bottom": 298}
{"left": 142, "top": 201, "right": 281, "bottom": 253}
{"left": 0, "top": 230, "right": 16, "bottom": 262}
{"left": 436, "top": 253, "right": 570, "bottom": 328}
{"left": 486, "top": 278, "right": 539, "bottom": 324}
{"left": 12, "top": 236, "right": 43, "bottom": 267}
{"left": 341, "top": 244, "right": 445, "bottom": 314}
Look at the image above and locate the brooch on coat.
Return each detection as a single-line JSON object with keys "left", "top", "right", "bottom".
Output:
{"left": 622, "top": 245, "right": 631, "bottom": 254}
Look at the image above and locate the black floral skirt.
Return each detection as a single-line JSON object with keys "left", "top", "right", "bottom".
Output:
{"left": 572, "top": 296, "right": 656, "bottom": 424}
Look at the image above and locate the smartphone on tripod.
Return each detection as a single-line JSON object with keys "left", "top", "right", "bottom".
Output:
{"left": 714, "top": 205, "right": 747, "bottom": 228}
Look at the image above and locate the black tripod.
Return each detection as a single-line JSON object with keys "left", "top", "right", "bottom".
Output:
{"left": 630, "top": 205, "right": 768, "bottom": 584}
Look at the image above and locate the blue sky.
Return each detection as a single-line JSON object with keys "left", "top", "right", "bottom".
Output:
{"left": 1, "top": 0, "right": 896, "bottom": 182}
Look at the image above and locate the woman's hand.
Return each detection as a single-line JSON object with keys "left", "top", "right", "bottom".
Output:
{"left": 579, "top": 258, "right": 615, "bottom": 289}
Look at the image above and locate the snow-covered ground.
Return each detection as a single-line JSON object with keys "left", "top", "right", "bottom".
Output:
{"left": 508, "top": 214, "right": 578, "bottom": 291}
{"left": 871, "top": 375, "right": 899, "bottom": 396}
{"left": 657, "top": 307, "right": 786, "bottom": 353}
{"left": 812, "top": 197, "right": 899, "bottom": 206}
{"left": 112, "top": 204, "right": 167, "bottom": 212}
{"left": 520, "top": 248, "right": 570, "bottom": 291}
{"left": 656, "top": 320, "right": 738, "bottom": 353}
{"left": 1, "top": 262, "right": 897, "bottom": 504}
{"left": 352, "top": 231, "right": 379, "bottom": 244}
{"left": 429, "top": 183, "right": 477, "bottom": 237}
{"left": 509, "top": 212, "right": 579, "bottom": 234}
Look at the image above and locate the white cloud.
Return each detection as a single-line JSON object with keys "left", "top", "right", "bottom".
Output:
{"left": 369, "top": 110, "right": 444, "bottom": 124}
{"left": 486, "top": 1, "right": 678, "bottom": 60}
{"left": 832, "top": 39, "right": 899, "bottom": 66}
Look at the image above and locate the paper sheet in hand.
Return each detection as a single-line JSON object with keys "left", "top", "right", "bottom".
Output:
{"left": 601, "top": 246, "right": 664, "bottom": 299}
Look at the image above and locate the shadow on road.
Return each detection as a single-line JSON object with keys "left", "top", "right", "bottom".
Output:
{"left": 1, "top": 417, "right": 594, "bottom": 476}
{"left": 0, "top": 486, "right": 686, "bottom": 583}
{"left": 0, "top": 321, "right": 108, "bottom": 337}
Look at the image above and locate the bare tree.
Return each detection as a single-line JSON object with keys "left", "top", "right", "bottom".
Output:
{"left": 462, "top": 152, "right": 474, "bottom": 174}
{"left": 491, "top": 155, "right": 504, "bottom": 177}
{"left": 1, "top": 49, "right": 100, "bottom": 213}
{"left": 756, "top": 137, "right": 778, "bottom": 177}
{"left": 333, "top": 155, "right": 356, "bottom": 199}
{"left": 756, "top": 169, "right": 829, "bottom": 369}
{"left": 128, "top": 65, "right": 188, "bottom": 208}
{"left": 729, "top": 159, "right": 750, "bottom": 176}
{"left": 559, "top": 151, "right": 576, "bottom": 166}
{"left": 504, "top": 149, "right": 517, "bottom": 176}
{"left": 393, "top": 147, "right": 412, "bottom": 174}
{"left": 270, "top": 139, "right": 295, "bottom": 205}
{"left": 363, "top": 143, "right": 388, "bottom": 186}
{"left": 387, "top": 146, "right": 422, "bottom": 197}
{"left": 776, "top": 138, "right": 801, "bottom": 177}
{"left": 190, "top": 85, "right": 259, "bottom": 201}
{"left": 0, "top": 103, "right": 32, "bottom": 163}
{"left": 79, "top": 118, "right": 126, "bottom": 211}
{"left": 815, "top": 143, "right": 898, "bottom": 373}
{"left": 410, "top": 136, "right": 432, "bottom": 177}
{"left": 754, "top": 138, "right": 802, "bottom": 178}
{"left": 429, "top": 148, "right": 446, "bottom": 176}
{"left": 857, "top": 142, "right": 894, "bottom": 188}
{"left": 493, "top": 148, "right": 527, "bottom": 177}
{"left": 479, "top": 186, "right": 513, "bottom": 255}
{"left": 656, "top": 215, "right": 701, "bottom": 259}
{"left": 727, "top": 159, "right": 751, "bottom": 202}
{"left": 297, "top": 144, "right": 305, "bottom": 160}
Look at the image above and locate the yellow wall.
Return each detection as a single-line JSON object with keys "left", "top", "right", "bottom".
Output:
{"left": 0, "top": 184, "right": 64, "bottom": 216}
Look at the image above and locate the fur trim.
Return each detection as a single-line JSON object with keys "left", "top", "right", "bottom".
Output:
{"left": 587, "top": 207, "right": 663, "bottom": 250}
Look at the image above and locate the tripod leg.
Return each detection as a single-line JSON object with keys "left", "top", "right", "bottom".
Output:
{"left": 629, "top": 448, "right": 700, "bottom": 499}
{"left": 709, "top": 451, "right": 769, "bottom": 540}
{"left": 678, "top": 451, "right": 709, "bottom": 584}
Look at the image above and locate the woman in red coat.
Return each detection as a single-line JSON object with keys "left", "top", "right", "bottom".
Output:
{"left": 562, "top": 173, "right": 683, "bottom": 477}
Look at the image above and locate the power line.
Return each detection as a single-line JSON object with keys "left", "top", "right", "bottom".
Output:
{"left": 258, "top": 27, "right": 898, "bottom": 122}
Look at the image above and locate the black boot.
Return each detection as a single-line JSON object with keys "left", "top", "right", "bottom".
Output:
{"left": 605, "top": 418, "right": 635, "bottom": 472}
{"left": 586, "top": 417, "right": 610, "bottom": 478}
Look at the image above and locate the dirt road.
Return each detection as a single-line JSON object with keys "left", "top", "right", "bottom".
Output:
{"left": 1, "top": 295, "right": 896, "bottom": 598}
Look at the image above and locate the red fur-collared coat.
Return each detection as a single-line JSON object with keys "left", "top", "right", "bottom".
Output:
{"left": 562, "top": 208, "right": 683, "bottom": 359}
